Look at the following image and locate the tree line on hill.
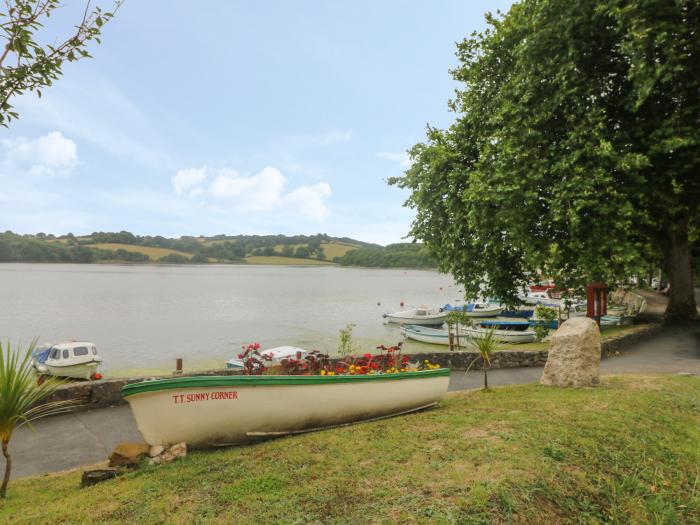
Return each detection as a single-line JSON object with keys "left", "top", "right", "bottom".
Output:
{"left": 0, "top": 231, "right": 436, "bottom": 268}
{"left": 333, "top": 243, "right": 436, "bottom": 268}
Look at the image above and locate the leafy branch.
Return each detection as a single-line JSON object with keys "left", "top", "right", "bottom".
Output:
{"left": 0, "top": 0, "right": 122, "bottom": 126}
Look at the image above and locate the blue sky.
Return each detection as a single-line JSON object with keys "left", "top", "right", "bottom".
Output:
{"left": 1, "top": 1, "right": 512, "bottom": 245}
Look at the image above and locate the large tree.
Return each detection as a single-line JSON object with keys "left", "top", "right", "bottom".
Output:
{"left": 391, "top": 0, "right": 699, "bottom": 320}
{"left": 1, "top": 0, "right": 121, "bottom": 127}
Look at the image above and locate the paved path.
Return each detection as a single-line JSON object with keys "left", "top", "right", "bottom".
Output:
{"left": 6, "top": 291, "right": 699, "bottom": 480}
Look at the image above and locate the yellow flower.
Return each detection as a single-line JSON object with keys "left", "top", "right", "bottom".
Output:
{"left": 320, "top": 370, "right": 326, "bottom": 375}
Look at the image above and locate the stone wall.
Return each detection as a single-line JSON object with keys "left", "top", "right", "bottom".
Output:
{"left": 41, "top": 323, "right": 661, "bottom": 412}
{"left": 600, "top": 323, "right": 662, "bottom": 356}
{"left": 609, "top": 288, "right": 647, "bottom": 314}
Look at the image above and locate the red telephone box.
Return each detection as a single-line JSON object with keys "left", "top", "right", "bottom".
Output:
{"left": 586, "top": 282, "right": 608, "bottom": 325}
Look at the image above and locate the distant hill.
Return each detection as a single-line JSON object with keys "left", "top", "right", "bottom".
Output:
{"left": 0, "top": 231, "right": 435, "bottom": 268}
{"left": 332, "top": 243, "right": 437, "bottom": 268}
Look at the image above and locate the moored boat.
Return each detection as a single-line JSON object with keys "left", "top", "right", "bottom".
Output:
{"left": 122, "top": 369, "right": 451, "bottom": 447}
{"left": 383, "top": 307, "right": 448, "bottom": 325}
{"left": 401, "top": 325, "right": 451, "bottom": 345}
{"left": 460, "top": 325, "right": 537, "bottom": 344}
{"left": 478, "top": 319, "right": 531, "bottom": 329}
{"left": 500, "top": 309, "right": 534, "bottom": 319}
{"left": 32, "top": 341, "right": 102, "bottom": 380}
{"left": 441, "top": 303, "right": 503, "bottom": 317}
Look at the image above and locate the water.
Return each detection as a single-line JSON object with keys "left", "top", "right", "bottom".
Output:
{"left": 0, "top": 264, "right": 457, "bottom": 376}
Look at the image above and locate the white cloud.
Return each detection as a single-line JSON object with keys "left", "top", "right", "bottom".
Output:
{"left": 171, "top": 165, "right": 332, "bottom": 221}
{"left": 1, "top": 131, "right": 78, "bottom": 177}
{"left": 210, "top": 167, "right": 287, "bottom": 210}
{"left": 284, "top": 182, "right": 332, "bottom": 221}
{"left": 172, "top": 167, "right": 207, "bottom": 197}
{"left": 377, "top": 151, "right": 411, "bottom": 169}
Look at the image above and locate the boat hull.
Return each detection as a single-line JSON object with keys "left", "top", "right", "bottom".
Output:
{"left": 122, "top": 370, "right": 450, "bottom": 447}
{"left": 384, "top": 314, "right": 447, "bottom": 325}
{"left": 462, "top": 327, "right": 537, "bottom": 344}
{"left": 402, "top": 325, "right": 451, "bottom": 345}
{"left": 43, "top": 362, "right": 100, "bottom": 379}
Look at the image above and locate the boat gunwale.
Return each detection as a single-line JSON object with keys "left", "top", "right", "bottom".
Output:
{"left": 122, "top": 368, "right": 451, "bottom": 397}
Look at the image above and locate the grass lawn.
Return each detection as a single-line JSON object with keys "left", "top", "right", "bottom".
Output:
{"left": 2, "top": 375, "right": 698, "bottom": 524}
{"left": 89, "top": 243, "right": 194, "bottom": 261}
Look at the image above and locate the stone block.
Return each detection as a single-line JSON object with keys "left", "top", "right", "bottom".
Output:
{"left": 109, "top": 441, "right": 150, "bottom": 467}
{"left": 541, "top": 317, "right": 601, "bottom": 387}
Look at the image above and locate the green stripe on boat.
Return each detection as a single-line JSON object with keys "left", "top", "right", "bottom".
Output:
{"left": 121, "top": 368, "right": 451, "bottom": 397}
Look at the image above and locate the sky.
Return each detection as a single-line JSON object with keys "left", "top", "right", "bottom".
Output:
{"left": 0, "top": 0, "right": 512, "bottom": 245}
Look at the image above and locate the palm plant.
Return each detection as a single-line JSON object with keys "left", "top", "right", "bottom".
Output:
{"left": 469, "top": 329, "right": 499, "bottom": 390}
{"left": 0, "top": 339, "right": 77, "bottom": 498}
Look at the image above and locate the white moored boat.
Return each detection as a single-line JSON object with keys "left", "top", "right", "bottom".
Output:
{"left": 383, "top": 307, "right": 447, "bottom": 325}
{"left": 32, "top": 341, "right": 102, "bottom": 379}
{"left": 460, "top": 325, "right": 537, "bottom": 344}
{"left": 122, "top": 369, "right": 450, "bottom": 447}
{"left": 442, "top": 303, "right": 503, "bottom": 317}
{"left": 226, "top": 346, "right": 306, "bottom": 369}
{"left": 401, "top": 325, "right": 451, "bottom": 345}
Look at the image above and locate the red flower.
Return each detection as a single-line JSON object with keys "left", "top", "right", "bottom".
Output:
{"left": 336, "top": 366, "right": 344, "bottom": 373}
{"left": 402, "top": 356, "right": 410, "bottom": 363}
{"left": 363, "top": 353, "right": 372, "bottom": 359}
{"left": 253, "top": 342, "right": 261, "bottom": 350}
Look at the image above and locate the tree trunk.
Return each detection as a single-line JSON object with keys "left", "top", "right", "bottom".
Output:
{"left": 664, "top": 218, "right": 698, "bottom": 321}
{"left": 1, "top": 439, "right": 10, "bottom": 498}
{"left": 482, "top": 360, "right": 488, "bottom": 390}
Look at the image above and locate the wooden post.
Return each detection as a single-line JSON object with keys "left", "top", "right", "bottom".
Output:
{"left": 448, "top": 332, "right": 454, "bottom": 352}
{"left": 174, "top": 358, "right": 183, "bottom": 375}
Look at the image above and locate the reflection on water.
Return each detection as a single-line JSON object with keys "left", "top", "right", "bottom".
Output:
{"left": 0, "top": 264, "right": 457, "bottom": 376}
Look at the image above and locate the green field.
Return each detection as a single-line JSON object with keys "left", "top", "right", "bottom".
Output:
{"left": 90, "top": 243, "right": 193, "bottom": 261}
{"left": 245, "top": 255, "right": 334, "bottom": 265}
{"left": 2, "top": 375, "right": 698, "bottom": 524}
{"left": 319, "top": 241, "right": 358, "bottom": 259}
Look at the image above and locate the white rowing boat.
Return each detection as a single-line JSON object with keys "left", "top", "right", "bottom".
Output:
{"left": 460, "top": 325, "right": 537, "bottom": 344}
{"left": 122, "top": 369, "right": 450, "bottom": 448}
{"left": 383, "top": 307, "right": 447, "bottom": 325}
{"left": 401, "top": 325, "right": 451, "bottom": 345}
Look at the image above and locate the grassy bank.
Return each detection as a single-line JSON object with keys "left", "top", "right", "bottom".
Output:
{"left": 2, "top": 375, "right": 698, "bottom": 524}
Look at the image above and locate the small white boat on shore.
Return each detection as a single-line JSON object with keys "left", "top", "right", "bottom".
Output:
{"left": 383, "top": 307, "right": 447, "bottom": 326}
{"left": 122, "top": 369, "right": 450, "bottom": 447}
{"left": 32, "top": 341, "right": 102, "bottom": 380}
{"left": 226, "top": 346, "right": 306, "bottom": 369}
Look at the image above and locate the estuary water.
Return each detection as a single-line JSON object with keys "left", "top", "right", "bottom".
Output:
{"left": 0, "top": 263, "right": 457, "bottom": 376}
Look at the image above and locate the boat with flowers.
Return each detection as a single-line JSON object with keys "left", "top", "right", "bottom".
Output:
{"left": 123, "top": 344, "right": 450, "bottom": 448}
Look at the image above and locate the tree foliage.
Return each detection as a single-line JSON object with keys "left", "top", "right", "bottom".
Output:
{"left": 0, "top": 0, "right": 122, "bottom": 126}
{"left": 334, "top": 243, "right": 436, "bottom": 268}
{"left": 390, "top": 0, "right": 699, "bottom": 319}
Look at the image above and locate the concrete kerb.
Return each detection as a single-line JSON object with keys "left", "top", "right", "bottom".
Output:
{"left": 41, "top": 323, "right": 662, "bottom": 412}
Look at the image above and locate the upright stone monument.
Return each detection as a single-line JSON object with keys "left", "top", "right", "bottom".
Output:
{"left": 540, "top": 317, "right": 601, "bottom": 387}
